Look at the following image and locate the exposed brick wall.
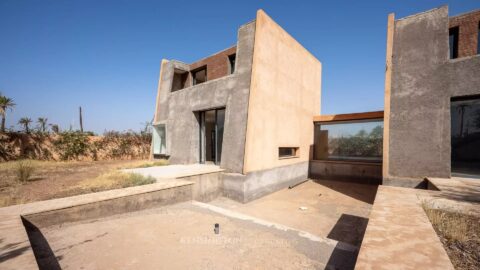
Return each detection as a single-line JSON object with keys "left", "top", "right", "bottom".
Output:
{"left": 449, "top": 10, "right": 480, "bottom": 58}
{"left": 189, "top": 46, "right": 236, "bottom": 81}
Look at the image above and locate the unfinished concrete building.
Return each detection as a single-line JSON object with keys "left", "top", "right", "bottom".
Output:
{"left": 383, "top": 6, "right": 480, "bottom": 187}
{"left": 152, "top": 10, "right": 321, "bottom": 202}
{"left": 152, "top": 6, "right": 480, "bottom": 202}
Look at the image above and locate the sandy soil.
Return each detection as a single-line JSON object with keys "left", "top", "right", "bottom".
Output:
{"left": 0, "top": 160, "right": 147, "bottom": 206}
{"left": 39, "top": 203, "right": 352, "bottom": 270}
{"left": 211, "top": 180, "right": 377, "bottom": 246}
{"left": 28, "top": 180, "right": 377, "bottom": 270}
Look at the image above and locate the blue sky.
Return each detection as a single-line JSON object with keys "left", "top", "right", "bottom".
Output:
{"left": 0, "top": 1, "right": 478, "bottom": 133}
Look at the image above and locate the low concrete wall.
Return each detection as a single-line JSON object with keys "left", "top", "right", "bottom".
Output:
{"left": 223, "top": 161, "right": 309, "bottom": 202}
{"left": 383, "top": 176, "right": 426, "bottom": 188}
{"left": 309, "top": 160, "right": 382, "bottom": 185}
{"left": 355, "top": 186, "right": 454, "bottom": 269}
{"left": 24, "top": 183, "right": 193, "bottom": 228}
{"left": 180, "top": 172, "right": 223, "bottom": 202}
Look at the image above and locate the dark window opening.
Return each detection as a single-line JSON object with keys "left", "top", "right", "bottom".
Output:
{"left": 192, "top": 67, "right": 207, "bottom": 85}
{"left": 228, "top": 54, "right": 236, "bottom": 74}
{"left": 278, "top": 147, "right": 298, "bottom": 158}
{"left": 451, "top": 95, "right": 480, "bottom": 177}
{"left": 449, "top": 27, "right": 459, "bottom": 59}
{"left": 477, "top": 22, "right": 480, "bottom": 54}
{"left": 171, "top": 69, "right": 188, "bottom": 92}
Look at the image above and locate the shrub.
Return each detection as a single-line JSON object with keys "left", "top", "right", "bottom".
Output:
{"left": 77, "top": 171, "right": 156, "bottom": 192}
{"left": 54, "top": 132, "right": 90, "bottom": 160}
{"left": 15, "top": 160, "right": 35, "bottom": 183}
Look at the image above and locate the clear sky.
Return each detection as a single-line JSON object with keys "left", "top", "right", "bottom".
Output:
{"left": 0, "top": 1, "right": 478, "bottom": 134}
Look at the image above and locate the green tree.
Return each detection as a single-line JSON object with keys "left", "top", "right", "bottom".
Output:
{"left": 37, "top": 117, "right": 48, "bottom": 133}
{"left": 18, "top": 117, "right": 32, "bottom": 133}
{"left": 0, "top": 93, "right": 16, "bottom": 133}
{"left": 50, "top": 124, "right": 60, "bottom": 134}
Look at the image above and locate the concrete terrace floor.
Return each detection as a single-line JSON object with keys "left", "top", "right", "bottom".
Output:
{"left": 33, "top": 180, "right": 377, "bottom": 270}
{"left": 123, "top": 164, "right": 223, "bottom": 180}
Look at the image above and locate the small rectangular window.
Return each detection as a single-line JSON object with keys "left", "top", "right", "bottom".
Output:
{"left": 192, "top": 66, "right": 207, "bottom": 85}
{"left": 278, "top": 147, "right": 299, "bottom": 159}
{"left": 449, "top": 27, "right": 459, "bottom": 59}
{"left": 228, "top": 54, "right": 236, "bottom": 74}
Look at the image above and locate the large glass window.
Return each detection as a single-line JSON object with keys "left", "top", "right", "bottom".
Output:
{"left": 451, "top": 96, "right": 480, "bottom": 177}
{"left": 152, "top": 124, "right": 166, "bottom": 155}
{"left": 314, "top": 119, "right": 383, "bottom": 162}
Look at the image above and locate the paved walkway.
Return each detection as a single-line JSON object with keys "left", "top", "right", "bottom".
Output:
{"left": 123, "top": 164, "right": 223, "bottom": 180}
{"left": 355, "top": 185, "right": 454, "bottom": 270}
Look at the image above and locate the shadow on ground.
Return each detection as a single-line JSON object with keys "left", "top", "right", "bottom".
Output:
{"left": 326, "top": 214, "right": 370, "bottom": 270}
{"left": 21, "top": 217, "right": 61, "bottom": 270}
{"left": 313, "top": 180, "right": 378, "bottom": 204}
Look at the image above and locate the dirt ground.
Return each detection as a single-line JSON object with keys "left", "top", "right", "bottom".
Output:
{"left": 38, "top": 202, "right": 355, "bottom": 270}
{"left": 0, "top": 160, "right": 148, "bottom": 206}
{"left": 28, "top": 180, "right": 377, "bottom": 270}
{"left": 211, "top": 180, "right": 377, "bottom": 246}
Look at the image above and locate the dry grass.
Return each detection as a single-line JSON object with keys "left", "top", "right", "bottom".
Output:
{"left": 123, "top": 159, "right": 169, "bottom": 169}
{"left": 0, "top": 186, "right": 26, "bottom": 208}
{"left": 423, "top": 206, "right": 480, "bottom": 270}
{"left": 74, "top": 171, "right": 156, "bottom": 193}
{"left": 15, "top": 160, "right": 35, "bottom": 183}
{"left": 424, "top": 207, "right": 469, "bottom": 241}
{"left": 0, "top": 160, "right": 151, "bottom": 207}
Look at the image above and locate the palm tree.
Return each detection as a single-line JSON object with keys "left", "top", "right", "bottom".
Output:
{"left": 37, "top": 117, "right": 48, "bottom": 133}
{"left": 0, "top": 93, "right": 16, "bottom": 133}
{"left": 49, "top": 124, "right": 60, "bottom": 134}
{"left": 18, "top": 117, "right": 32, "bottom": 133}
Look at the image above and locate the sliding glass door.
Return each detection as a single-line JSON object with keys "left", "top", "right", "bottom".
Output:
{"left": 199, "top": 108, "right": 225, "bottom": 165}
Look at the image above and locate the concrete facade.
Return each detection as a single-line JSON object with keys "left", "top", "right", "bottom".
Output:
{"left": 152, "top": 10, "right": 321, "bottom": 202}
{"left": 384, "top": 6, "right": 480, "bottom": 187}
{"left": 153, "top": 21, "right": 255, "bottom": 174}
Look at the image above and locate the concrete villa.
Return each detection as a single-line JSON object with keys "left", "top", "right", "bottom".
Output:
{"left": 151, "top": 6, "right": 480, "bottom": 200}
{"left": 151, "top": 10, "right": 321, "bottom": 202}
{"left": 1, "top": 5, "right": 479, "bottom": 270}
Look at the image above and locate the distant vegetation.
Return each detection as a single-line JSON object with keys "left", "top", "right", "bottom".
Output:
{"left": 328, "top": 126, "right": 383, "bottom": 158}
{"left": 0, "top": 92, "right": 153, "bottom": 162}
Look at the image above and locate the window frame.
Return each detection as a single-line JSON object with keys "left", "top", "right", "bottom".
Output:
{"left": 192, "top": 66, "right": 207, "bottom": 86}
{"left": 278, "top": 147, "right": 299, "bottom": 159}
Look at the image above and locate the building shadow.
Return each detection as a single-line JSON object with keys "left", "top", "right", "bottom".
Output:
{"left": 325, "top": 214, "right": 370, "bottom": 270}
{"left": 21, "top": 217, "right": 62, "bottom": 270}
{"left": 312, "top": 180, "right": 378, "bottom": 204}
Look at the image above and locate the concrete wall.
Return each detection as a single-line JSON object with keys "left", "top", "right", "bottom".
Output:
{"left": 243, "top": 10, "right": 321, "bottom": 174}
{"left": 223, "top": 161, "right": 309, "bottom": 203}
{"left": 385, "top": 6, "right": 480, "bottom": 187}
{"left": 309, "top": 160, "right": 382, "bottom": 185}
{"left": 153, "top": 21, "right": 255, "bottom": 173}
